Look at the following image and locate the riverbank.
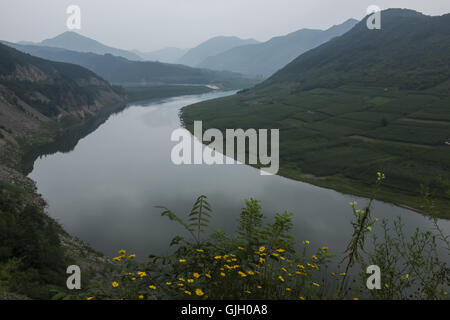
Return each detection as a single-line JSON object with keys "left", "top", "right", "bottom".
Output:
{"left": 0, "top": 102, "right": 126, "bottom": 299}
{"left": 180, "top": 87, "right": 450, "bottom": 219}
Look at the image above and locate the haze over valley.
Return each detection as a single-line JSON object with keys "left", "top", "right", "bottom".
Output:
{"left": 0, "top": 1, "right": 449, "bottom": 301}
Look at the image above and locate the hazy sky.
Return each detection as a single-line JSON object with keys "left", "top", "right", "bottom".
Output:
{"left": 1, "top": 0, "right": 449, "bottom": 52}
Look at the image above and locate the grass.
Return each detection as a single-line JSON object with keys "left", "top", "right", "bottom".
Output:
{"left": 180, "top": 86, "right": 450, "bottom": 218}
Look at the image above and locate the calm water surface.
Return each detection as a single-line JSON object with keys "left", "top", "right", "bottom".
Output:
{"left": 29, "top": 91, "right": 450, "bottom": 260}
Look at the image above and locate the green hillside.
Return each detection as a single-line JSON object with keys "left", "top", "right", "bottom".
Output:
{"left": 181, "top": 9, "right": 450, "bottom": 217}
{"left": 266, "top": 9, "right": 450, "bottom": 90}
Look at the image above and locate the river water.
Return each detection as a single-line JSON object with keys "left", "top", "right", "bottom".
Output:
{"left": 29, "top": 91, "right": 450, "bottom": 261}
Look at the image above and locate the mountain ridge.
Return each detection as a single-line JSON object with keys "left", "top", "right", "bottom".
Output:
{"left": 198, "top": 18, "right": 358, "bottom": 78}
{"left": 265, "top": 9, "right": 450, "bottom": 90}
{"left": 39, "top": 31, "right": 142, "bottom": 61}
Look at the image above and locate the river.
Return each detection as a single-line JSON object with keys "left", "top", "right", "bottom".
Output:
{"left": 29, "top": 91, "right": 450, "bottom": 261}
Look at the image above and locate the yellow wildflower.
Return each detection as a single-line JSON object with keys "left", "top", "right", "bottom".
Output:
{"left": 149, "top": 285, "right": 156, "bottom": 290}
{"left": 179, "top": 259, "right": 186, "bottom": 263}
{"left": 259, "top": 246, "right": 265, "bottom": 252}
{"left": 137, "top": 271, "right": 147, "bottom": 277}
{"left": 238, "top": 271, "right": 247, "bottom": 277}
{"left": 195, "top": 289, "right": 205, "bottom": 296}
{"left": 112, "top": 282, "right": 119, "bottom": 288}
{"left": 196, "top": 249, "right": 204, "bottom": 253}
{"left": 86, "top": 297, "right": 94, "bottom": 300}
{"left": 184, "top": 290, "right": 192, "bottom": 295}
{"left": 278, "top": 275, "right": 285, "bottom": 282}
{"left": 139, "top": 295, "right": 144, "bottom": 300}
{"left": 312, "top": 282, "right": 320, "bottom": 287}
{"left": 193, "top": 273, "right": 201, "bottom": 279}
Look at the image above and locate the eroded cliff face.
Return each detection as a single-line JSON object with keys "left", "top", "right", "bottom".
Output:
{"left": 0, "top": 43, "right": 125, "bottom": 171}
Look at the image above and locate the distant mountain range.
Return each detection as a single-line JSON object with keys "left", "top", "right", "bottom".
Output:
{"left": 132, "top": 47, "right": 188, "bottom": 63}
{"left": 198, "top": 19, "right": 358, "bottom": 78}
{"left": 1, "top": 41, "right": 259, "bottom": 88}
{"left": 177, "top": 36, "right": 260, "bottom": 67}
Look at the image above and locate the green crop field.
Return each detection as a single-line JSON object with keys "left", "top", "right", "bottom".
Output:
{"left": 181, "top": 86, "right": 450, "bottom": 217}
